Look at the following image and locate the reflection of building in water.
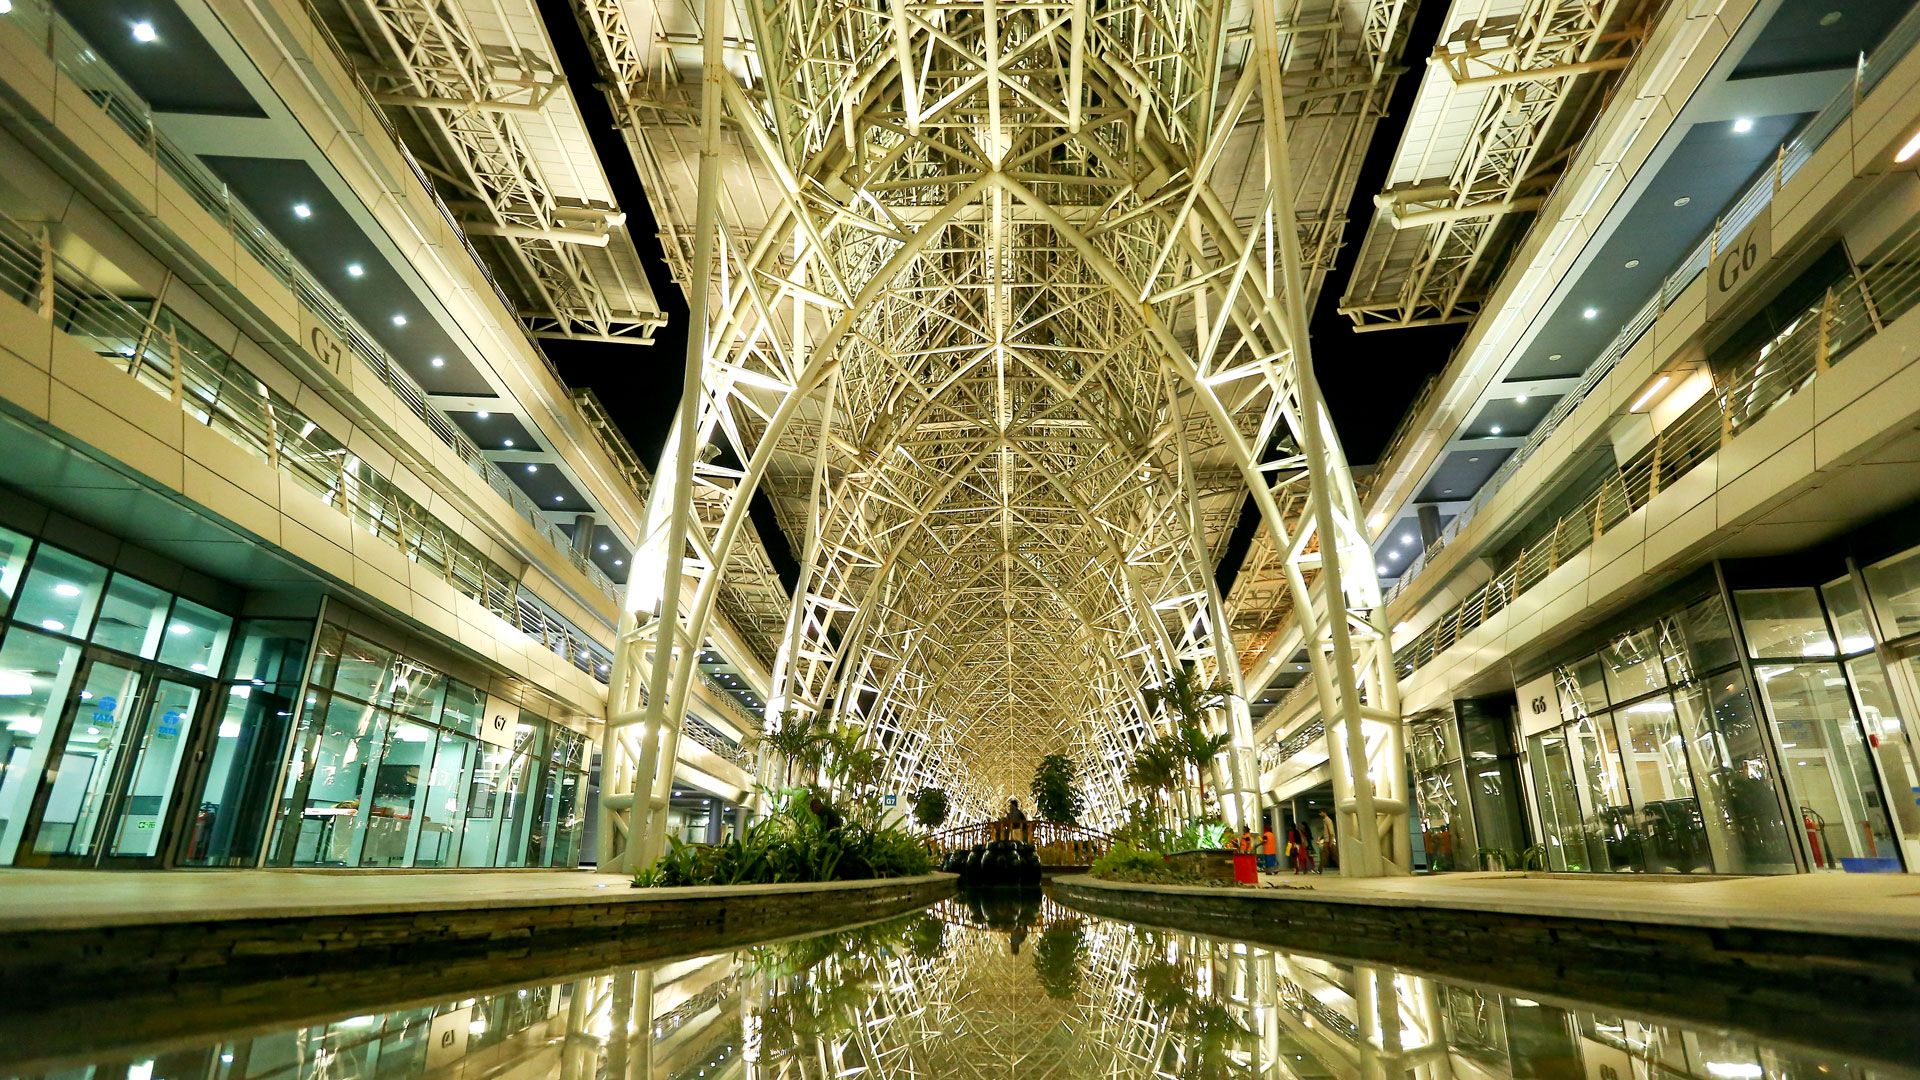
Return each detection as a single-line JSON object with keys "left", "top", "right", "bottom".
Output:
{"left": 7, "top": 912, "right": 1900, "bottom": 1080}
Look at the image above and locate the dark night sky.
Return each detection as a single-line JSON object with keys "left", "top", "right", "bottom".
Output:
{"left": 533, "top": 0, "right": 1460, "bottom": 591}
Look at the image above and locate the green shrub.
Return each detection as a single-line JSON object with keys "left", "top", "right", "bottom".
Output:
{"left": 1089, "top": 842, "right": 1166, "bottom": 877}
{"left": 634, "top": 786, "right": 932, "bottom": 887}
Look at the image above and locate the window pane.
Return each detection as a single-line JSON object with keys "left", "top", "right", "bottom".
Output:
{"left": 13, "top": 547, "right": 108, "bottom": 638}
{"left": 1601, "top": 628, "right": 1665, "bottom": 703}
{"left": 379, "top": 658, "right": 445, "bottom": 723}
{"left": 159, "top": 597, "right": 233, "bottom": 675}
{"left": 1614, "top": 697, "right": 1710, "bottom": 872}
{"left": 228, "top": 619, "right": 314, "bottom": 685}
{"left": 1529, "top": 731, "right": 1592, "bottom": 871}
{"left": 1752, "top": 662, "right": 1899, "bottom": 869}
{"left": 1864, "top": 543, "right": 1920, "bottom": 641}
{"left": 1736, "top": 588, "right": 1836, "bottom": 659}
{"left": 1661, "top": 598, "right": 1739, "bottom": 683}
{"left": 363, "top": 721, "right": 435, "bottom": 866}
{"left": 269, "top": 692, "right": 389, "bottom": 866}
{"left": 0, "top": 630, "right": 85, "bottom": 864}
{"left": 1847, "top": 654, "right": 1920, "bottom": 867}
{"left": 0, "top": 525, "right": 31, "bottom": 604}
{"left": 411, "top": 732, "right": 476, "bottom": 867}
{"left": 329, "top": 634, "right": 395, "bottom": 703}
{"left": 1555, "top": 657, "right": 1607, "bottom": 722}
{"left": 91, "top": 573, "right": 170, "bottom": 658}
{"left": 439, "top": 680, "right": 484, "bottom": 736}
{"left": 1822, "top": 577, "right": 1875, "bottom": 655}
{"left": 1570, "top": 714, "right": 1637, "bottom": 872}
{"left": 1671, "top": 672, "right": 1795, "bottom": 874}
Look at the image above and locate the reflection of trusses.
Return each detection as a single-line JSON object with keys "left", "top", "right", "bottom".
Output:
{"left": 584, "top": 0, "right": 1412, "bottom": 876}
{"left": 315, "top": 0, "right": 666, "bottom": 343}
{"left": 1339, "top": 0, "right": 1646, "bottom": 330}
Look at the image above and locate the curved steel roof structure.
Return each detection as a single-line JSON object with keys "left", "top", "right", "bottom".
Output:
{"left": 581, "top": 0, "right": 1414, "bottom": 873}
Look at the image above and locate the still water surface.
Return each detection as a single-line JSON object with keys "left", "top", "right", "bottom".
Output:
{"left": 5, "top": 893, "right": 1909, "bottom": 1080}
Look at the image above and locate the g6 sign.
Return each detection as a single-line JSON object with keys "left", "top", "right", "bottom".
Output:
{"left": 1530, "top": 695, "right": 1550, "bottom": 716}
{"left": 1707, "top": 210, "right": 1771, "bottom": 316}
{"left": 1716, "top": 237, "right": 1759, "bottom": 293}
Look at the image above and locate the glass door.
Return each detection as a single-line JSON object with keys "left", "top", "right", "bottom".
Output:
{"left": 21, "top": 658, "right": 146, "bottom": 863}
{"left": 16, "top": 657, "right": 210, "bottom": 866}
{"left": 101, "top": 678, "right": 203, "bottom": 862}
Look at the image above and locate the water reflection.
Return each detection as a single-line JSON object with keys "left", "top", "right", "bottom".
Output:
{"left": 6, "top": 894, "right": 1909, "bottom": 1080}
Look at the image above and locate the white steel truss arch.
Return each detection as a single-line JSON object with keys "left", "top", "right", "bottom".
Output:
{"left": 588, "top": 0, "right": 1412, "bottom": 874}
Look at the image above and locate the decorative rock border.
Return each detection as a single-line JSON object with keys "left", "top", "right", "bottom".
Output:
{"left": 0, "top": 874, "right": 955, "bottom": 1069}
{"left": 1051, "top": 875, "right": 1920, "bottom": 1069}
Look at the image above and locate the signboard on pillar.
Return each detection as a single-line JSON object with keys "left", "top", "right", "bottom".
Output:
{"left": 480, "top": 694, "right": 521, "bottom": 748}
{"left": 1516, "top": 672, "right": 1560, "bottom": 737}
{"left": 1707, "top": 207, "right": 1771, "bottom": 317}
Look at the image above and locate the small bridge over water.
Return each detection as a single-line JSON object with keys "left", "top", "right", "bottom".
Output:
{"left": 926, "top": 820, "right": 1114, "bottom": 871}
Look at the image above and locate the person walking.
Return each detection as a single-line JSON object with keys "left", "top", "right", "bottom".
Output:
{"left": 1287, "top": 826, "right": 1315, "bottom": 873}
{"left": 1261, "top": 824, "right": 1278, "bottom": 872}
{"left": 1316, "top": 810, "right": 1339, "bottom": 873}
{"left": 1237, "top": 826, "right": 1253, "bottom": 855}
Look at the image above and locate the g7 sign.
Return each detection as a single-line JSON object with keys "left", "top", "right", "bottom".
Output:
{"left": 480, "top": 694, "right": 520, "bottom": 747}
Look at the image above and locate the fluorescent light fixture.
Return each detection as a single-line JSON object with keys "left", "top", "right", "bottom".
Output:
{"left": 1629, "top": 374, "right": 1671, "bottom": 412}
{"left": 169, "top": 623, "right": 192, "bottom": 634}
{"left": 346, "top": 263, "right": 364, "bottom": 277}
{"left": 1897, "top": 126, "right": 1920, "bottom": 163}
{"left": 391, "top": 314, "right": 407, "bottom": 326}
{"left": 53, "top": 582, "right": 80, "bottom": 597}
{"left": 291, "top": 202, "right": 311, "bottom": 218}
{"left": 1732, "top": 117, "right": 1754, "bottom": 133}
{"left": 0, "top": 672, "right": 31, "bottom": 695}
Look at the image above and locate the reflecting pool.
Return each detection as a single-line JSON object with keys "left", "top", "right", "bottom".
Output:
{"left": 4, "top": 893, "right": 1911, "bottom": 1080}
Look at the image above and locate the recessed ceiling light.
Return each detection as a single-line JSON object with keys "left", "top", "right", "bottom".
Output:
{"left": 553, "top": 495, "right": 564, "bottom": 502}
{"left": 391, "top": 314, "right": 407, "bottom": 326}
{"left": 1732, "top": 117, "right": 1754, "bottom": 134}
{"left": 599, "top": 543, "right": 609, "bottom": 551}
{"left": 502, "top": 439, "right": 514, "bottom": 447}
{"left": 430, "top": 356, "right": 445, "bottom": 367}
{"left": 1442, "top": 488, "right": 1453, "bottom": 494}
{"left": 292, "top": 202, "right": 312, "bottom": 218}
{"left": 1515, "top": 394, "right": 1528, "bottom": 404}
{"left": 41, "top": 619, "right": 65, "bottom": 632}
{"left": 1468, "top": 455, "right": 1480, "bottom": 462}
{"left": 1400, "top": 535, "right": 1414, "bottom": 544}
{"left": 614, "top": 559, "right": 624, "bottom": 566}
{"left": 1490, "top": 425, "right": 1502, "bottom": 435}
{"left": 1672, "top": 196, "right": 1690, "bottom": 207}
{"left": 476, "top": 410, "right": 489, "bottom": 419}
{"left": 53, "top": 583, "right": 80, "bottom": 597}
{"left": 347, "top": 263, "right": 364, "bottom": 277}
{"left": 131, "top": 19, "right": 159, "bottom": 42}
{"left": 1624, "top": 259, "right": 1640, "bottom": 268}
{"left": 1582, "top": 307, "right": 1598, "bottom": 319}
{"left": 526, "top": 464, "right": 538, "bottom": 473}
{"left": 1548, "top": 353, "right": 1563, "bottom": 361}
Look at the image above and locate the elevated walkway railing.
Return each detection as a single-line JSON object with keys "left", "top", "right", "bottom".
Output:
{"left": 927, "top": 820, "right": 1114, "bottom": 866}
{"left": 1379, "top": 1, "right": 1920, "bottom": 604}
{"left": 0, "top": 211, "right": 615, "bottom": 684}
{"left": 1, "top": 0, "right": 620, "bottom": 601}
{"left": 1391, "top": 213, "right": 1920, "bottom": 679}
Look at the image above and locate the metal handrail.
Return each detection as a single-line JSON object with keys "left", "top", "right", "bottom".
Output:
{"left": 9, "top": 0, "right": 620, "bottom": 601}
{"left": 1390, "top": 214, "right": 1920, "bottom": 681}
{"left": 1378, "top": 2, "right": 1920, "bottom": 602}
{"left": 0, "top": 212, "right": 616, "bottom": 685}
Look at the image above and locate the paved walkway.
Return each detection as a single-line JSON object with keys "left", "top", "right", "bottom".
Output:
{"left": 0, "top": 868, "right": 914, "bottom": 931}
{"left": 4, "top": 866, "right": 1918, "bottom": 939}
{"left": 1237, "top": 868, "right": 1920, "bottom": 940}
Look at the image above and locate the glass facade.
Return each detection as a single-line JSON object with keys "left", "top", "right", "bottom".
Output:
{"left": 0, "top": 525, "right": 282, "bottom": 868}
{"left": 266, "top": 624, "right": 589, "bottom": 868}
{"left": 1527, "top": 596, "right": 1797, "bottom": 875}
{"left": 1411, "top": 715, "right": 1476, "bottom": 870}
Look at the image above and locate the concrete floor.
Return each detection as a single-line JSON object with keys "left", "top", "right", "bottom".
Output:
{"left": 1247, "top": 868, "right": 1920, "bottom": 940}
{"left": 2, "top": 866, "right": 1917, "bottom": 939}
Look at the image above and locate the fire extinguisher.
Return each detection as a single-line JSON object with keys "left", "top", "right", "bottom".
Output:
{"left": 1802, "top": 806, "right": 1829, "bottom": 868}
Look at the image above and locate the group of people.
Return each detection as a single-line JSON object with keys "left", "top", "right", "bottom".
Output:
{"left": 1236, "top": 811, "right": 1337, "bottom": 874}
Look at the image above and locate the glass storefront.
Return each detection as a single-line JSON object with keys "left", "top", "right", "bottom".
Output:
{"left": 0, "top": 524, "right": 302, "bottom": 868}
{"left": 1526, "top": 595, "right": 1798, "bottom": 875}
{"left": 266, "top": 624, "right": 590, "bottom": 869}
{"left": 1411, "top": 715, "right": 1476, "bottom": 870}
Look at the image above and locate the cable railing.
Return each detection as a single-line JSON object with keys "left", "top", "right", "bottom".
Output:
{"left": 0, "top": 212, "right": 616, "bottom": 685}
{"left": 4, "top": 0, "right": 621, "bottom": 601}
{"left": 697, "top": 668, "right": 769, "bottom": 733}
{"left": 684, "top": 715, "right": 758, "bottom": 771}
{"left": 1392, "top": 213, "right": 1920, "bottom": 679}
{"left": 1377, "top": 2, "right": 1920, "bottom": 603}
